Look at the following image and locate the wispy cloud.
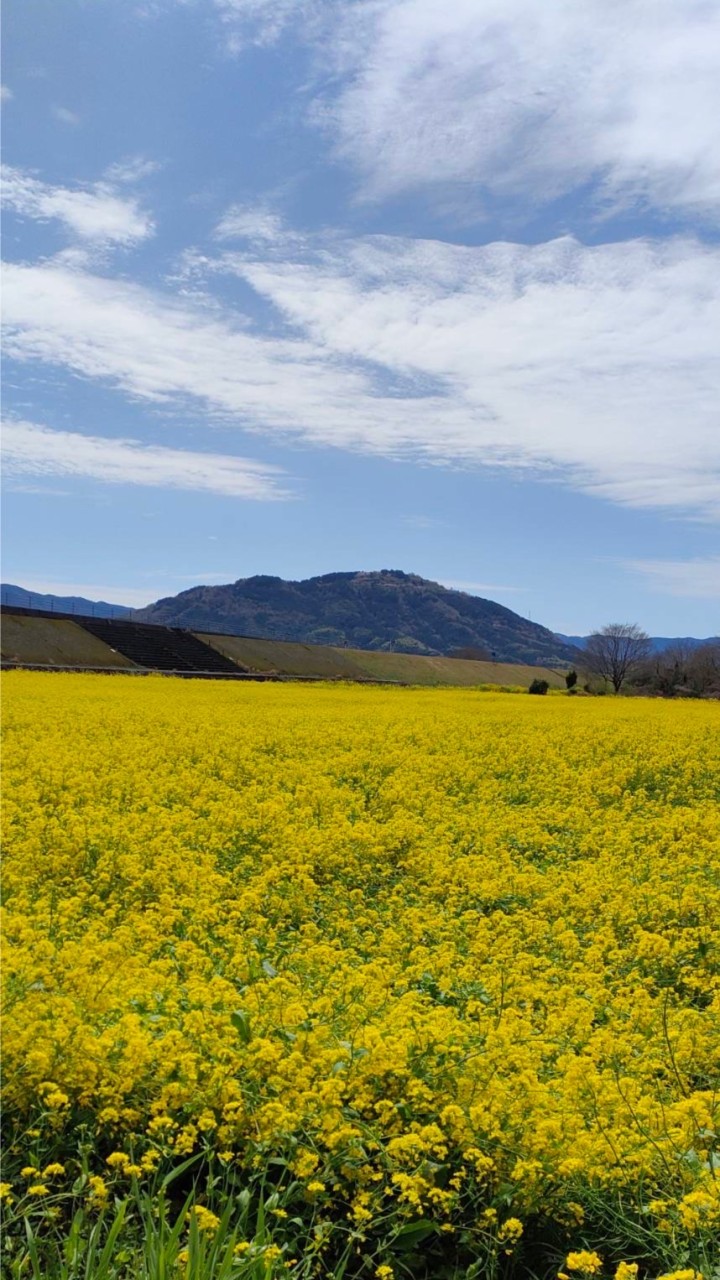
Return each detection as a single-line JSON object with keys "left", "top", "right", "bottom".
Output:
{"left": 222, "top": 230, "right": 720, "bottom": 517}
{"left": 1, "top": 85, "right": 13, "bottom": 102}
{"left": 52, "top": 105, "right": 81, "bottom": 126}
{"left": 400, "top": 515, "right": 445, "bottom": 530}
{"left": 624, "top": 557, "right": 720, "bottom": 599}
{"left": 1, "top": 258, "right": 375, "bottom": 432}
{"left": 215, "top": 203, "right": 302, "bottom": 245}
{"left": 211, "top": 0, "right": 321, "bottom": 49}
{"left": 320, "top": 0, "right": 720, "bottom": 220}
{"left": 154, "top": 2, "right": 720, "bottom": 224}
{"left": 2, "top": 420, "right": 292, "bottom": 499}
{"left": 3, "top": 229, "right": 719, "bottom": 518}
{"left": 103, "top": 156, "right": 161, "bottom": 185}
{"left": 5, "top": 483, "right": 71, "bottom": 496}
{"left": 194, "top": 0, "right": 720, "bottom": 221}
{"left": 2, "top": 165, "right": 154, "bottom": 245}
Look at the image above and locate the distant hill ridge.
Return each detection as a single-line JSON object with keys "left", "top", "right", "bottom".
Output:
{"left": 134, "top": 570, "right": 579, "bottom": 666}
{"left": 0, "top": 583, "right": 132, "bottom": 619}
{"left": 4, "top": 578, "right": 711, "bottom": 665}
{"left": 556, "top": 632, "right": 719, "bottom": 654}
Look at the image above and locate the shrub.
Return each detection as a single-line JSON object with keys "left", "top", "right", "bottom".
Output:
{"left": 565, "top": 669, "right": 578, "bottom": 689}
{"left": 529, "top": 678, "right": 549, "bottom": 695}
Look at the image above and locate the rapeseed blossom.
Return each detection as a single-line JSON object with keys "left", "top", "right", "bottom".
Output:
{"left": 566, "top": 1251, "right": 604, "bottom": 1274}
{"left": 2, "top": 671, "right": 719, "bottom": 1274}
{"left": 190, "top": 1205, "right": 221, "bottom": 1233}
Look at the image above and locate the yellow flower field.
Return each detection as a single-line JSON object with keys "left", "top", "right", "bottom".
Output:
{"left": 2, "top": 671, "right": 719, "bottom": 1278}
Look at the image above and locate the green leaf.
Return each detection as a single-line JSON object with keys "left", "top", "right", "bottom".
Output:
{"left": 393, "top": 1219, "right": 438, "bottom": 1249}
{"left": 160, "top": 1151, "right": 204, "bottom": 1191}
{"left": 230, "top": 1010, "right": 252, "bottom": 1043}
{"left": 91, "top": 1198, "right": 128, "bottom": 1280}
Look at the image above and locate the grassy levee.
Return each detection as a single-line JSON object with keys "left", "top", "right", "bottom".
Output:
{"left": 0, "top": 613, "right": 565, "bottom": 685}
{"left": 0, "top": 614, "right": 136, "bottom": 669}
{"left": 196, "top": 634, "right": 378, "bottom": 679}
{"left": 198, "top": 631, "right": 564, "bottom": 686}
{"left": 338, "top": 647, "right": 565, "bottom": 686}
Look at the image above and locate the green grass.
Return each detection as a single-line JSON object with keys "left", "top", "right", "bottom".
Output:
{"left": 0, "top": 616, "right": 136, "bottom": 670}
{"left": 1, "top": 1150, "right": 484, "bottom": 1280}
{"left": 4, "top": 1163, "right": 715, "bottom": 1280}
{"left": 0, "top": 614, "right": 564, "bottom": 688}
{"left": 198, "top": 633, "right": 564, "bottom": 688}
{"left": 196, "top": 634, "right": 374, "bottom": 680}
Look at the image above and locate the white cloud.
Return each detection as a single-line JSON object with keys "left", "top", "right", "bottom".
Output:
{"left": 103, "top": 156, "right": 161, "bottom": 185}
{"left": 5, "top": 483, "right": 71, "bottom": 496}
{"left": 222, "top": 231, "right": 720, "bottom": 516}
{"left": 154, "top": 3, "right": 720, "bottom": 222}
{"left": 625, "top": 557, "right": 720, "bottom": 599}
{"left": 1, "top": 419, "right": 291, "bottom": 499}
{"left": 2, "top": 166, "right": 154, "bottom": 245}
{"left": 1, "top": 85, "right": 13, "bottom": 102}
{"left": 52, "top": 105, "right": 81, "bottom": 126}
{"left": 1, "top": 258, "right": 381, "bottom": 434}
{"left": 400, "top": 515, "right": 445, "bottom": 530}
{"left": 2, "top": 230, "right": 719, "bottom": 519}
{"left": 321, "top": 0, "right": 720, "bottom": 220}
{"left": 211, "top": 0, "right": 320, "bottom": 48}
{"left": 215, "top": 203, "right": 301, "bottom": 244}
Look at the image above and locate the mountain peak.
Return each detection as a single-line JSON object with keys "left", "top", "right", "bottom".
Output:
{"left": 135, "top": 570, "right": 579, "bottom": 665}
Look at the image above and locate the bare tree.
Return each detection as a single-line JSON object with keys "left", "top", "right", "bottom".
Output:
{"left": 584, "top": 623, "right": 652, "bottom": 692}
{"left": 690, "top": 642, "right": 720, "bottom": 697}
{"left": 630, "top": 641, "right": 720, "bottom": 697}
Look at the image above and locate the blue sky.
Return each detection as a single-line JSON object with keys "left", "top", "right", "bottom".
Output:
{"left": 2, "top": 0, "right": 719, "bottom": 634}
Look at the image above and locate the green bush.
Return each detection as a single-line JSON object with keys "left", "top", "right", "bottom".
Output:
{"left": 528, "top": 679, "right": 549, "bottom": 695}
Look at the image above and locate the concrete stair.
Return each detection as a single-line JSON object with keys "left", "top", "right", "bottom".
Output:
{"left": 79, "top": 618, "right": 242, "bottom": 674}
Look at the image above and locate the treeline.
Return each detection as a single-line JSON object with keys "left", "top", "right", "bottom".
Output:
{"left": 558, "top": 623, "right": 719, "bottom": 698}
{"left": 629, "top": 641, "right": 720, "bottom": 698}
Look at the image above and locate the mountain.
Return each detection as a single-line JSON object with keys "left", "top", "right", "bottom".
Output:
{"left": 0, "top": 584, "right": 132, "bottom": 619}
{"left": 4, "top": 579, "right": 709, "bottom": 664}
{"left": 556, "top": 632, "right": 718, "bottom": 654}
{"left": 135, "top": 570, "right": 580, "bottom": 666}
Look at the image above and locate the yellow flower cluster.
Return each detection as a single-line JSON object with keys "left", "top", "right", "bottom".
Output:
{"left": 566, "top": 1251, "right": 605, "bottom": 1275}
{"left": 2, "top": 672, "right": 719, "bottom": 1257}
